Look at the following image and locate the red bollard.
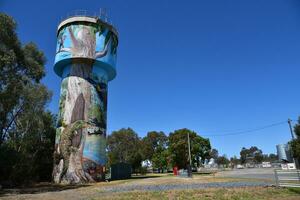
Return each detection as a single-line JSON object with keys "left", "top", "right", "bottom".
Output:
{"left": 173, "top": 166, "right": 178, "bottom": 176}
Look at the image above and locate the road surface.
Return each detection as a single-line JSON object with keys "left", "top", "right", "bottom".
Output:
{"left": 217, "top": 168, "right": 276, "bottom": 181}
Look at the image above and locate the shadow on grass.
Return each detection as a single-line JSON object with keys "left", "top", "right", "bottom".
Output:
{"left": 288, "top": 187, "right": 300, "bottom": 195}
{"left": 193, "top": 172, "right": 216, "bottom": 175}
{"left": 0, "top": 183, "right": 90, "bottom": 196}
{"left": 129, "top": 175, "right": 164, "bottom": 180}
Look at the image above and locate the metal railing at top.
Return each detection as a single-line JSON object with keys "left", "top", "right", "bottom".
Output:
{"left": 274, "top": 169, "right": 300, "bottom": 188}
{"left": 58, "top": 9, "right": 117, "bottom": 29}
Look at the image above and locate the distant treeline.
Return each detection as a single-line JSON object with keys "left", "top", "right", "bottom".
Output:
{"left": 107, "top": 128, "right": 211, "bottom": 173}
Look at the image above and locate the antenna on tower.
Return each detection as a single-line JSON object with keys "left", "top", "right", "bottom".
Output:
{"left": 99, "top": 8, "right": 108, "bottom": 22}
{"left": 105, "top": 9, "right": 108, "bottom": 22}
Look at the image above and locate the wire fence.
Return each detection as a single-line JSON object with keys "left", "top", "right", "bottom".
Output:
{"left": 274, "top": 169, "right": 300, "bottom": 188}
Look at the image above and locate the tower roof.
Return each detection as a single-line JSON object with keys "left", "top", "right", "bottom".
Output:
{"left": 57, "top": 10, "right": 118, "bottom": 37}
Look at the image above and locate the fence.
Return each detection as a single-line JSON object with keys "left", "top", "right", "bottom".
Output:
{"left": 274, "top": 169, "right": 300, "bottom": 188}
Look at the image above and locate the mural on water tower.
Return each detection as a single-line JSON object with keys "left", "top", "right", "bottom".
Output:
{"left": 55, "top": 23, "right": 117, "bottom": 65}
{"left": 53, "top": 21, "right": 118, "bottom": 183}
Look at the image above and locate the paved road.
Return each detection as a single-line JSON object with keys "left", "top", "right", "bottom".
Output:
{"left": 217, "top": 168, "right": 276, "bottom": 181}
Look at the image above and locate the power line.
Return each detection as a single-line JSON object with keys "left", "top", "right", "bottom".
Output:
{"left": 200, "top": 119, "right": 299, "bottom": 134}
{"left": 201, "top": 120, "right": 290, "bottom": 137}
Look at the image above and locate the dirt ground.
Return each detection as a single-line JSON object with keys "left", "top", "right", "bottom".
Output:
{"left": 0, "top": 173, "right": 298, "bottom": 200}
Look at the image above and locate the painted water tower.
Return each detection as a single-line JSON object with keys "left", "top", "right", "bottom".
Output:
{"left": 52, "top": 12, "right": 118, "bottom": 183}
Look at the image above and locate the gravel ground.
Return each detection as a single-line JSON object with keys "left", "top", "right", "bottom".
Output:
{"left": 102, "top": 181, "right": 271, "bottom": 193}
{"left": 217, "top": 168, "right": 276, "bottom": 181}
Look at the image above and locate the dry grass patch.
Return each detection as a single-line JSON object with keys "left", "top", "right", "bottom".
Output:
{"left": 93, "top": 187, "right": 300, "bottom": 200}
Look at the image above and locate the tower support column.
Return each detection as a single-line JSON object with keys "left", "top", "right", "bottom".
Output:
{"left": 52, "top": 15, "right": 118, "bottom": 183}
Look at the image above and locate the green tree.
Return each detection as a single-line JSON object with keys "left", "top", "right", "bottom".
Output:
{"left": 0, "top": 13, "right": 46, "bottom": 145}
{"left": 291, "top": 117, "right": 300, "bottom": 165}
{"left": 240, "top": 147, "right": 248, "bottom": 164}
{"left": 168, "top": 128, "right": 211, "bottom": 169}
{"left": 209, "top": 148, "right": 219, "bottom": 160}
{"left": 216, "top": 154, "right": 230, "bottom": 168}
{"left": 141, "top": 131, "right": 168, "bottom": 172}
{"left": 151, "top": 148, "right": 169, "bottom": 173}
{"left": 142, "top": 131, "right": 167, "bottom": 160}
{"left": 262, "top": 153, "right": 278, "bottom": 162}
{"left": 107, "top": 128, "right": 143, "bottom": 172}
{"left": 240, "top": 146, "right": 263, "bottom": 164}
{"left": 268, "top": 153, "right": 278, "bottom": 161}
{"left": 253, "top": 149, "right": 263, "bottom": 164}
{"left": 0, "top": 111, "right": 55, "bottom": 184}
{"left": 0, "top": 13, "right": 55, "bottom": 186}
{"left": 230, "top": 156, "right": 240, "bottom": 166}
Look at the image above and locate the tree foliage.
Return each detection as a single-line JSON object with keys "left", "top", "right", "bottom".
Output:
{"left": 141, "top": 131, "right": 168, "bottom": 171}
{"left": 230, "top": 156, "right": 240, "bottom": 166}
{"left": 216, "top": 154, "right": 230, "bottom": 167}
{"left": 142, "top": 131, "right": 167, "bottom": 160}
{"left": 209, "top": 148, "right": 219, "bottom": 160}
{"left": 107, "top": 128, "right": 212, "bottom": 172}
{"left": 151, "top": 148, "right": 169, "bottom": 172}
{"left": 0, "top": 13, "right": 55, "bottom": 186}
{"left": 107, "top": 128, "right": 143, "bottom": 172}
{"left": 0, "top": 13, "right": 47, "bottom": 144}
{"left": 240, "top": 146, "right": 263, "bottom": 164}
{"left": 168, "top": 128, "right": 211, "bottom": 169}
{"left": 291, "top": 117, "right": 300, "bottom": 163}
{"left": 262, "top": 153, "right": 278, "bottom": 162}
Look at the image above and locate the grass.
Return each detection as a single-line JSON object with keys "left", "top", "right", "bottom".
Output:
{"left": 1, "top": 173, "right": 299, "bottom": 200}
{"left": 93, "top": 187, "right": 300, "bottom": 200}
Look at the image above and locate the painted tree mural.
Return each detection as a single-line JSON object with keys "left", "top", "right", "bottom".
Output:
{"left": 53, "top": 20, "right": 118, "bottom": 183}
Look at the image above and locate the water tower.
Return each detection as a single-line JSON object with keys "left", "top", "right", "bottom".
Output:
{"left": 52, "top": 11, "right": 118, "bottom": 183}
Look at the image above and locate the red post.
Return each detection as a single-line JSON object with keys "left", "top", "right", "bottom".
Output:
{"left": 173, "top": 166, "right": 178, "bottom": 176}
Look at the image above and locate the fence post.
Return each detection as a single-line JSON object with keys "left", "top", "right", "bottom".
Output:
{"left": 297, "top": 170, "right": 300, "bottom": 183}
{"left": 274, "top": 169, "right": 279, "bottom": 187}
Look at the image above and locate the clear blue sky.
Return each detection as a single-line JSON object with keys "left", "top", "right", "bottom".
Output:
{"left": 2, "top": 0, "right": 300, "bottom": 157}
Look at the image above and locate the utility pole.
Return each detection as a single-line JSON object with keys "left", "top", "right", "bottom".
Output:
{"left": 288, "top": 118, "right": 295, "bottom": 140}
{"left": 287, "top": 119, "right": 298, "bottom": 169}
{"left": 187, "top": 132, "right": 192, "bottom": 177}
